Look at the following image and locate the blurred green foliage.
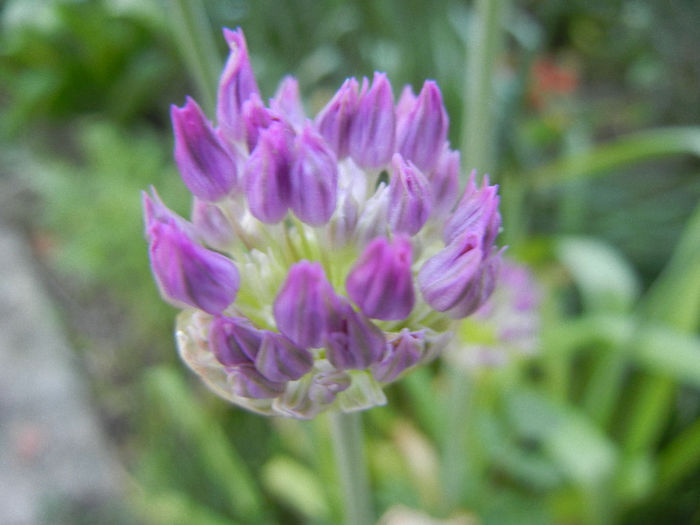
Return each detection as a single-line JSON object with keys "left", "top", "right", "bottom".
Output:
{"left": 0, "top": 0, "right": 698, "bottom": 524}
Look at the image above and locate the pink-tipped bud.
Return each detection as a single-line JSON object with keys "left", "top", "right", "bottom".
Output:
{"left": 346, "top": 235, "right": 415, "bottom": 321}
{"left": 271, "top": 76, "right": 306, "bottom": 128}
{"left": 255, "top": 332, "right": 314, "bottom": 382}
{"left": 289, "top": 125, "right": 338, "bottom": 225}
{"left": 217, "top": 27, "right": 260, "bottom": 141}
{"left": 397, "top": 80, "right": 448, "bottom": 173}
{"left": 273, "top": 261, "right": 336, "bottom": 348}
{"left": 348, "top": 72, "right": 396, "bottom": 168}
{"left": 171, "top": 97, "right": 238, "bottom": 201}
{"left": 325, "top": 299, "right": 386, "bottom": 370}
{"left": 244, "top": 122, "right": 293, "bottom": 223}
{"left": 387, "top": 153, "right": 432, "bottom": 235}
{"left": 314, "top": 77, "right": 359, "bottom": 159}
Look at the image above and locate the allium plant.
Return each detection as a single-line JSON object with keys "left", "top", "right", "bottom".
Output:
{"left": 143, "top": 28, "right": 502, "bottom": 419}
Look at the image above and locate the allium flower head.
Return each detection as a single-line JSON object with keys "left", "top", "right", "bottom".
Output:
{"left": 144, "top": 28, "right": 503, "bottom": 419}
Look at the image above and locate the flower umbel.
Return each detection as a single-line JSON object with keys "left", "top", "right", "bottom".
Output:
{"left": 144, "top": 28, "right": 503, "bottom": 419}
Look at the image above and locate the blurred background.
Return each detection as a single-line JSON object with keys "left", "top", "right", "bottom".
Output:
{"left": 0, "top": 0, "right": 698, "bottom": 523}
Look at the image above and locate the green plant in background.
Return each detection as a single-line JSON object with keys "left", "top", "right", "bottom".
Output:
{"left": 2, "top": 0, "right": 699, "bottom": 524}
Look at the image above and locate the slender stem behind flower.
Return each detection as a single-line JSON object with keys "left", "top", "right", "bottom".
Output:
{"left": 329, "top": 411, "right": 373, "bottom": 525}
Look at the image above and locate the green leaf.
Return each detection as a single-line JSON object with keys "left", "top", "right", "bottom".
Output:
{"left": 506, "top": 388, "right": 617, "bottom": 486}
{"left": 526, "top": 127, "right": 700, "bottom": 189}
{"left": 261, "top": 456, "right": 330, "bottom": 521}
{"left": 556, "top": 236, "right": 640, "bottom": 313}
{"left": 144, "top": 366, "right": 265, "bottom": 520}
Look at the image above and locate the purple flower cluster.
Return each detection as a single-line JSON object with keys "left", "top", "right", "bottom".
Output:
{"left": 144, "top": 28, "right": 502, "bottom": 418}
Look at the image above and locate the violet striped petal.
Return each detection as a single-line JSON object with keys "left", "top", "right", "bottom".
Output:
{"left": 346, "top": 235, "right": 414, "bottom": 321}
{"left": 217, "top": 27, "right": 260, "bottom": 141}
{"left": 387, "top": 153, "right": 432, "bottom": 235}
{"left": 273, "top": 261, "right": 336, "bottom": 348}
{"left": 348, "top": 72, "right": 396, "bottom": 168}
{"left": 255, "top": 332, "right": 313, "bottom": 382}
{"left": 172, "top": 97, "right": 238, "bottom": 201}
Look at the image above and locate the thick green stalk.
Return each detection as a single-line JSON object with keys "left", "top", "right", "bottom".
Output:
{"left": 461, "top": 0, "right": 507, "bottom": 176}
{"left": 168, "top": 0, "right": 221, "bottom": 114}
{"left": 328, "top": 411, "right": 373, "bottom": 525}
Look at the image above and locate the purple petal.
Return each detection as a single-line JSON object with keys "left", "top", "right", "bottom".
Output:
{"left": 325, "top": 299, "right": 385, "bottom": 370}
{"left": 387, "top": 153, "right": 432, "bottom": 235}
{"left": 209, "top": 316, "right": 263, "bottom": 365}
{"left": 314, "top": 77, "right": 359, "bottom": 159}
{"left": 346, "top": 235, "right": 415, "bottom": 320}
{"left": 255, "top": 332, "right": 313, "bottom": 382}
{"left": 443, "top": 171, "right": 501, "bottom": 250}
{"left": 191, "top": 198, "right": 235, "bottom": 250}
{"left": 273, "top": 261, "right": 336, "bottom": 348}
{"left": 171, "top": 97, "right": 238, "bottom": 201}
{"left": 217, "top": 27, "right": 260, "bottom": 142}
{"left": 397, "top": 80, "right": 448, "bottom": 173}
{"left": 147, "top": 219, "right": 239, "bottom": 314}
{"left": 271, "top": 76, "right": 306, "bottom": 128}
{"left": 428, "top": 147, "right": 460, "bottom": 217}
{"left": 371, "top": 329, "right": 425, "bottom": 382}
{"left": 289, "top": 125, "right": 338, "bottom": 225}
{"left": 228, "top": 363, "right": 286, "bottom": 399}
{"left": 417, "top": 231, "right": 483, "bottom": 313}
{"left": 244, "top": 122, "right": 293, "bottom": 223}
{"left": 348, "top": 72, "right": 396, "bottom": 168}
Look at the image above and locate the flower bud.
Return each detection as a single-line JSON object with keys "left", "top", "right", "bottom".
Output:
{"left": 209, "top": 316, "right": 262, "bottom": 365}
{"left": 273, "top": 261, "right": 336, "bottom": 348}
{"left": 228, "top": 363, "right": 286, "bottom": 399}
{"left": 417, "top": 232, "right": 483, "bottom": 314}
{"left": 346, "top": 235, "right": 414, "bottom": 320}
{"left": 217, "top": 27, "right": 260, "bottom": 142}
{"left": 147, "top": 219, "right": 239, "bottom": 314}
{"left": 289, "top": 125, "right": 338, "bottom": 225}
{"left": 255, "top": 332, "right": 313, "bottom": 382}
{"left": 371, "top": 329, "right": 424, "bottom": 382}
{"left": 242, "top": 92, "right": 274, "bottom": 152}
{"left": 271, "top": 76, "right": 306, "bottom": 128}
{"left": 387, "top": 153, "right": 432, "bottom": 235}
{"left": 244, "top": 122, "right": 292, "bottom": 223}
{"left": 428, "top": 147, "right": 460, "bottom": 217}
{"left": 172, "top": 97, "right": 238, "bottom": 201}
{"left": 191, "top": 198, "right": 235, "bottom": 251}
{"left": 397, "top": 80, "right": 448, "bottom": 173}
{"left": 314, "top": 77, "right": 359, "bottom": 159}
{"left": 443, "top": 171, "right": 500, "bottom": 249}
{"left": 446, "top": 251, "right": 501, "bottom": 318}
{"left": 325, "top": 299, "right": 385, "bottom": 370}
{"left": 348, "top": 72, "right": 396, "bottom": 168}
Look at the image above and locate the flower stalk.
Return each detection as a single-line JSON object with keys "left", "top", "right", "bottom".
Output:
{"left": 329, "top": 411, "right": 373, "bottom": 525}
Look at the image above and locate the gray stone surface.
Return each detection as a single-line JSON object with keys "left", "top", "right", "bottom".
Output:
{"left": 0, "top": 225, "right": 125, "bottom": 524}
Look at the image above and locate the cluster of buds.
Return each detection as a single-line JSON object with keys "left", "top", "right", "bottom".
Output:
{"left": 449, "top": 259, "right": 541, "bottom": 370}
{"left": 143, "top": 28, "right": 502, "bottom": 419}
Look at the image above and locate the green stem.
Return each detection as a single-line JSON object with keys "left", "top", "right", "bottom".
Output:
{"left": 168, "top": 0, "right": 221, "bottom": 114}
{"left": 461, "top": 0, "right": 507, "bottom": 175}
{"left": 328, "top": 411, "right": 373, "bottom": 525}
